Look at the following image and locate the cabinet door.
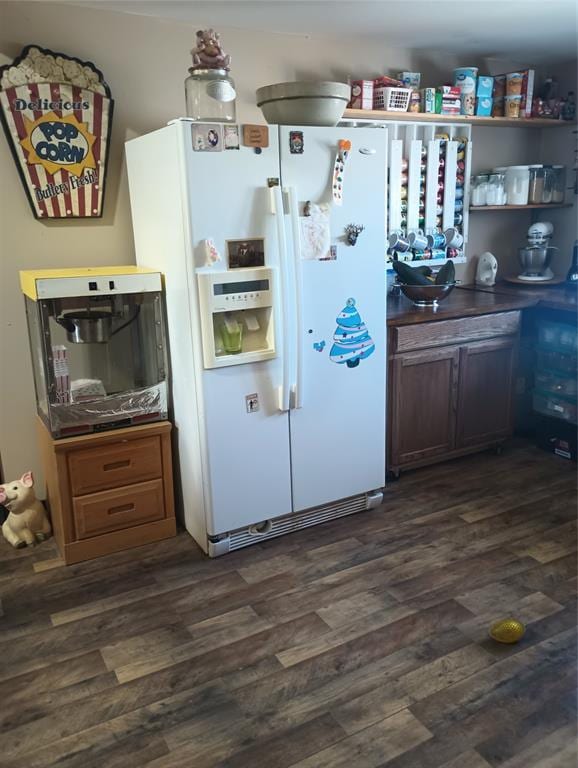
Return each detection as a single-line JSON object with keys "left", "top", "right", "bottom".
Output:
{"left": 390, "top": 346, "right": 459, "bottom": 468}
{"left": 457, "top": 337, "right": 516, "bottom": 448}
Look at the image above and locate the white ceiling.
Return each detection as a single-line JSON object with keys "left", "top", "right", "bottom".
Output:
{"left": 74, "top": 1, "right": 577, "bottom": 63}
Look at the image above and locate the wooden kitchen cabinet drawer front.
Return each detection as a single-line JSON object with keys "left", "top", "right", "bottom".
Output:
{"left": 68, "top": 436, "right": 162, "bottom": 496}
{"left": 392, "top": 311, "right": 520, "bottom": 353}
{"left": 73, "top": 479, "right": 165, "bottom": 540}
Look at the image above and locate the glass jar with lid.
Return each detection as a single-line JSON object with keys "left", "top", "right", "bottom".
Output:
{"left": 541, "top": 166, "right": 555, "bottom": 204}
{"left": 471, "top": 174, "right": 489, "bottom": 207}
{"left": 528, "top": 165, "right": 544, "bottom": 204}
{"left": 486, "top": 172, "right": 507, "bottom": 205}
{"left": 551, "top": 165, "right": 566, "bottom": 204}
{"left": 185, "top": 68, "right": 237, "bottom": 123}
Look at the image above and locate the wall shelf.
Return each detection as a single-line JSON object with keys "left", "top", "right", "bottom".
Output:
{"left": 343, "top": 109, "right": 576, "bottom": 129}
{"left": 470, "top": 204, "right": 573, "bottom": 211}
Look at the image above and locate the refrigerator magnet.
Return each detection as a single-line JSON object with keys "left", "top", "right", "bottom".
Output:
{"left": 224, "top": 125, "right": 240, "bottom": 150}
{"left": 344, "top": 224, "right": 364, "bottom": 246}
{"left": 289, "top": 131, "right": 304, "bottom": 154}
{"left": 332, "top": 139, "right": 351, "bottom": 206}
{"left": 242, "top": 124, "right": 269, "bottom": 148}
{"left": 329, "top": 298, "right": 375, "bottom": 369}
{"left": 192, "top": 124, "right": 223, "bottom": 152}
{"left": 226, "top": 238, "right": 265, "bottom": 269}
{"left": 201, "top": 238, "right": 221, "bottom": 266}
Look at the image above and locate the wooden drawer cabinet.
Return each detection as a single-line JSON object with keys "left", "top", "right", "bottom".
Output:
{"left": 68, "top": 436, "right": 162, "bottom": 496}
{"left": 73, "top": 479, "right": 165, "bottom": 540}
{"left": 388, "top": 312, "right": 519, "bottom": 475}
{"left": 38, "top": 419, "right": 176, "bottom": 564}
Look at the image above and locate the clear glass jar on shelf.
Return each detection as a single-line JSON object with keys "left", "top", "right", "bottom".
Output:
{"left": 528, "top": 165, "right": 544, "bottom": 204}
{"left": 551, "top": 165, "right": 566, "bottom": 204}
{"left": 471, "top": 174, "right": 489, "bottom": 207}
{"left": 541, "top": 166, "right": 555, "bottom": 204}
{"left": 486, "top": 172, "right": 507, "bottom": 205}
{"left": 185, "top": 69, "right": 236, "bottom": 123}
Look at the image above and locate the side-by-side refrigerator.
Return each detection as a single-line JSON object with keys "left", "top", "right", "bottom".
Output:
{"left": 126, "top": 120, "right": 387, "bottom": 555}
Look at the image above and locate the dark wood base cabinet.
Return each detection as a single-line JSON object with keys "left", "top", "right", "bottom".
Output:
{"left": 388, "top": 311, "right": 519, "bottom": 475}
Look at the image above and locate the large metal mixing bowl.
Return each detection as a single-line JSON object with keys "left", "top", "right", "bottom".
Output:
{"left": 399, "top": 283, "right": 456, "bottom": 307}
{"left": 518, "top": 246, "right": 556, "bottom": 276}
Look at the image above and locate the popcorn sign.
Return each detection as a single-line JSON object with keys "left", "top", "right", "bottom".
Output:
{"left": 0, "top": 45, "right": 113, "bottom": 218}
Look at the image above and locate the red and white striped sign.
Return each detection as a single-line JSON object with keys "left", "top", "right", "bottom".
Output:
{"left": 0, "top": 46, "right": 113, "bottom": 219}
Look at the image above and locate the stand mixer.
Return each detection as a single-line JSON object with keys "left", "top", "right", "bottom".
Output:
{"left": 517, "top": 221, "right": 559, "bottom": 282}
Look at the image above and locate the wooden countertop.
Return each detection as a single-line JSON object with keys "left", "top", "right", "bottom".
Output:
{"left": 461, "top": 282, "right": 578, "bottom": 314}
{"left": 387, "top": 286, "right": 535, "bottom": 326}
{"left": 388, "top": 283, "right": 578, "bottom": 326}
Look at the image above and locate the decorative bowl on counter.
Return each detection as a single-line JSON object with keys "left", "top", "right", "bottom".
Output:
{"left": 256, "top": 81, "right": 351, "bottom": 126}
{"left": 399, "top": 282, "right": 456, "bottom": 307}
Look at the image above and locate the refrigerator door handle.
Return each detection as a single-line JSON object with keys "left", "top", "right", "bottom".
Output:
{"left": 272, "top": 185, "right": 292, "bottom": 412}
{"left": 286, "top": 186, "right": 304, "bottom": 409}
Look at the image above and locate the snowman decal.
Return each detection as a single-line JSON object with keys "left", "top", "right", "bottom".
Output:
{"left": 329, "top": 298, "right": 375, "bottom": 368}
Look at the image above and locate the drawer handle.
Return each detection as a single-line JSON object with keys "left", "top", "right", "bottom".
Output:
{"left": 108, "top": 503, "right": 135, "bottom": 515}
{"left": 103, "top": 459, "right": 131, "bottom": 471}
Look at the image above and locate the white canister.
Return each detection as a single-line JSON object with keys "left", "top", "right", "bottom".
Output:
{"left": 505, "top": 166, "right": 530, "bottom": 205}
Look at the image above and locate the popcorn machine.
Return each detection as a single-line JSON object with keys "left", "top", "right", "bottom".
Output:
{"left": 21, "top": 267, "right": 169, "bottom": 438}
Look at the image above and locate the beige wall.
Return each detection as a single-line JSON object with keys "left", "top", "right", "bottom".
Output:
{"left": 0, "top": 1, "right": 576, "bottom": 484}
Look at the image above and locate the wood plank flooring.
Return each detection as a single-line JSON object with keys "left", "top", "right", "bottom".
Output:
{"left": 0, "top": 440, "right": 576, "bottom": 768}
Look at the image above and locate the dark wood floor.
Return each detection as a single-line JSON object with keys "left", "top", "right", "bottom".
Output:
{"left": 0, "top": 440, "right": 576, "bottom": 768}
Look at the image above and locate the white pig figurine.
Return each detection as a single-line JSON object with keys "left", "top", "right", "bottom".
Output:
{"left": 0, "top": 472, "right": 51, "bottom": 548}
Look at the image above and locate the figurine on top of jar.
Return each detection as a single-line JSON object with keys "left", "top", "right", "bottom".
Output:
{"left": 185, "top": 29, "right": 237, "bottom": 123}
{"left": 191, "top": 29, "right": 231, "bottom": 71}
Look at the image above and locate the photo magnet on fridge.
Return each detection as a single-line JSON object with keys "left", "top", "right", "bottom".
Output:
{"left": 192, "top": 123, "right": 222, "bottom": 152}
{"left": 227, "top": 238, "right": 265, "bottom": 269}
{"left": 224, "top": 124, "right": 240, "bottom": 150}
{"left": 289, "top": 131, "right": 304, "bottom": 154}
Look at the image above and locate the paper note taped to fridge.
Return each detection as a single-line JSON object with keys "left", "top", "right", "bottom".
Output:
{"left": 300, "top": 202, "right": 332, "bottom": 260}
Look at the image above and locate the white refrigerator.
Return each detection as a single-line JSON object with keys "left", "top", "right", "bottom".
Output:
{"left": 126, "top": 120, "right": 387, "bottom": 555}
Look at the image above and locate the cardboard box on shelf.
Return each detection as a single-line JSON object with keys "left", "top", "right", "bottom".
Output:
{"left": 476, "top": 96, "right": 493, "bottom": 116}
{"left": 492, "top": 70, "right": 534, "bottom": 117}
{"left": 476, "top": 76, "right": 494, "bottom": 98}
{"left": 349, "top": 80, "right": 374, "bottom": 110}
{"left": 421, "top": 87, "right": 436, "bottom": 113}
{"left": 397, "top": 71, "right": 421, "bottom": 89}
{"left": 493, "top": 75, "right": 506, "bottom": 100}
{"left": 520, "top": 69, "right": 535, "bottom": 117}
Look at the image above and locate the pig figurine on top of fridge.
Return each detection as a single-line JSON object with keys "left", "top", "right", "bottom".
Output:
{"left": 0, "top": 471, "right": 51, "bottom": 548}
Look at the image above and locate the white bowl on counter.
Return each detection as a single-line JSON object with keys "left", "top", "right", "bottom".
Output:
{"left": 256, "top": 81, "right": 351, "bottom": 126}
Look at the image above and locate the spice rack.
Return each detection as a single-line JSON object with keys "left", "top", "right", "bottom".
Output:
{"left": 385, "top": 120, "right": 472, "bottom": 268}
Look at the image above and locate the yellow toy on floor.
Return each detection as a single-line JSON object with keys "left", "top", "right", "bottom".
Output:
{"left": 0, "top": 471, "right": 51, "bottom": 548}
{"left": 489, "top": 618, "right": 526, "bottom": 644}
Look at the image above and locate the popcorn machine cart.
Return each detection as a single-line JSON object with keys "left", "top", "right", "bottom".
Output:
{"left": 21, "top": 267, "right": 176, "bottom": 564}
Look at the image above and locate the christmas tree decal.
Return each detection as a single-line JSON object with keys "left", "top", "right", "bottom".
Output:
{"left": 329, "top": 298, "right": 375, "bottom": 368}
